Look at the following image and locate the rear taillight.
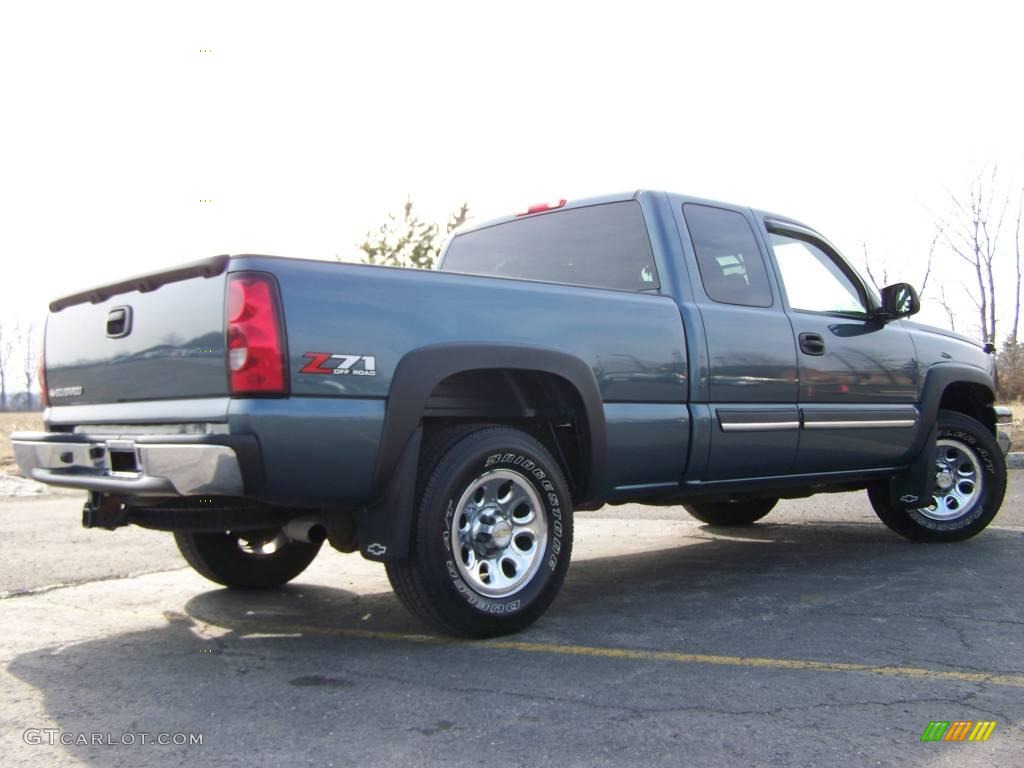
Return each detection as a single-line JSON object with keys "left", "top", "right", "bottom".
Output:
{"left": 226, "top": 273, "right": 287, "bottom": 395}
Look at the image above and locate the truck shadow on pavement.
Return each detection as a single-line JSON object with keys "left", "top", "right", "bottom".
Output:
{"left": 7, "top": 522, "right": 1023, "bottom": 764}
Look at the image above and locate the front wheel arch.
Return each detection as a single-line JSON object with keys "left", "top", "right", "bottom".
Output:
{"left": 916, "top": 366, "right": 996, "bottom": 456}
{"left": 938, "top": 380, "right": 996, "bottom": 436}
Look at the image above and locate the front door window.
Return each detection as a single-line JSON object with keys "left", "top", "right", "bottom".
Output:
{"left": 770, "top": 234, "right": 867, "bottom": 316}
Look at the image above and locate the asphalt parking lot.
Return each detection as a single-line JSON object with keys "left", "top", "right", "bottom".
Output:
{"left": 2, "top": 477, "right": 1023, "bottom": 767}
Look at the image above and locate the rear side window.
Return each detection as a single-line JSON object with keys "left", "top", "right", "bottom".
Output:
{"left": 441, "top": 201, "right": 659, "bottom": 292}
{"left": 683, "top": 204, "right": 773, "bottom": 308}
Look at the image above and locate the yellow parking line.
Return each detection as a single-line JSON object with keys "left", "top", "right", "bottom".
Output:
{"left": 16, "top": 599, "right": 1023, "bottom": 689}
{"left": 220, "top": 618, "right": 1024, "bottom": 689}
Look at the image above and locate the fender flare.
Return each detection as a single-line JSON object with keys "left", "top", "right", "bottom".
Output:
{"left": 357, "top": 343, "right": 608, "bottom": 561}
{"left": 890, "top": 363, "right": 996, "bottom": 509}
{"left": 370, "top": 343, "right": 607, "bottom": 500}
{"left": 913, "top": 364, "right": 996, "bottom": 454}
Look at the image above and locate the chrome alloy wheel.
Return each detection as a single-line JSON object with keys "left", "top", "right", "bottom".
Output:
{"left": 451, "top": 469, "right": 548, "bottom": 598}
{"left": 919, "top": 438, "right": 984, "bottom": 521}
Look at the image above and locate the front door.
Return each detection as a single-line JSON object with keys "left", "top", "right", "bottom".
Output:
{"left": 763, "top": 221, "right": 919, "bottom": 473}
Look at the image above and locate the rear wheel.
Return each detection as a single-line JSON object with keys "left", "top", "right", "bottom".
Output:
{"left": 868, "top": 410, "right": 1006, "bottom": 542}
{"left": 386, "top": 426, "right": 573, "bottom": 637}
{"left": 174, "top": 528, "right": 321, "bottom": 588}
{"left": 684, "top": 498, "right": 777, "bottom": 526}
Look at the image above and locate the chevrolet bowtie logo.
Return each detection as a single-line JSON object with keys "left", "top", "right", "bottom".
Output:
{"left": 366, "top": 542, "right": 387, "bottom": 557}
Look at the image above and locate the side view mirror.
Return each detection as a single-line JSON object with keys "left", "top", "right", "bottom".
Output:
{"left": 877, "top": 282, "right": 920, "bottom": 321}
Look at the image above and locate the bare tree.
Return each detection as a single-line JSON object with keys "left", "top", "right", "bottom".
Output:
{"left": 861, "top": 243, "right": 888, "bottom": 295}
{"left": 0, "top": 323, "right": 13, "bottom": 411}
{"left": 1014, "top": 187, "right": 1024, "bottom": 343}
{"left": 861, "top": 236, "right": 934, "bottom": 299}
{"left": 934, "top": 167, "right": 1011, "bottom": 344}
{"left": 18, "top": 323, "right": 37, "bottom": 408}
{"left": 938, "top": 286, "right": 958, "bottom": 332}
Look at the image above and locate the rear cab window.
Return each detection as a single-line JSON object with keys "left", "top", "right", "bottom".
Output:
{"left": 441, "top": 201, "right": 659, "bottom": 292}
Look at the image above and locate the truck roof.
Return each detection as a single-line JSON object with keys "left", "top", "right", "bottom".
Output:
{"left": 453, "top": 190, "right": 819, "bottom": 240}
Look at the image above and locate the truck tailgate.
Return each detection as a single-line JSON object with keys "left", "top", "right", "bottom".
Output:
{"left": 44, "top": 263, "right": 229, "bottom": 405}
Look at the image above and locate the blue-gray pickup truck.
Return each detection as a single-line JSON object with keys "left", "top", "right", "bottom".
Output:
{"left": 12, "top": 191, "right": 1009, "bottom": 637}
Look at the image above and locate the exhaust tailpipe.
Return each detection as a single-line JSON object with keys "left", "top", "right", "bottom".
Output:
{"left": 284, "top": 518, "right": 327, "bottom": 545}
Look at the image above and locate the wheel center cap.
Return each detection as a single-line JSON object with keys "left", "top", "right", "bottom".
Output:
{"left": 936, "top": 470, "right": 954, "bottom": 491}
{"left": 471, "top": 507, "right": 513, "bottom": 554}
{"left": 491, "top": 520, "right": 513, "bottom": 549}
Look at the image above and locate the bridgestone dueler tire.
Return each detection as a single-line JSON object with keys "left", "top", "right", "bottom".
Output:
{"left": 684, "top": 498, "right": 777, "bottom": 526}
{"left": 386, "top": 426, "right": 574, "bottom": 638}
{"left": 174, "top": 530, "right": 322, "bottom": 589}
{"left": 868, "top": 410, "right": 1006, "bottom": 542}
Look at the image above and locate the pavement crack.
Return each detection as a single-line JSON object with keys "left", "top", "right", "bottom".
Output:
{"left": 332, "top": 666, "right": 990, "bottom": 720}
{"left": 934, "top": 615, "right": 974, "bottom": 652}
{"left": 819, "top": 610, "right": 1024, "bottom": 628}
{"left": 0, "top": 566, "right": 190, "bottom": 600}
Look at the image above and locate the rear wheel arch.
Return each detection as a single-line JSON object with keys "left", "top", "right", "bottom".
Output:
{"left": 421, "top": 369, "right": 591, "bottom": 495}
{"left": 370, "top": 344, "right": 607, "bottom": 503}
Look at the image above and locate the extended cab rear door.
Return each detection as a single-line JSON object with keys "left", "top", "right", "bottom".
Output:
{"left": 676, "top": 202, "right": 800, "bottom": 480}
{"left": 761, "top": 219, "right": 919, "bottom": 472}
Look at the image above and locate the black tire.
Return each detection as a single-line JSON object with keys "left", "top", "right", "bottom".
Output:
{"left": 386, "top": 426, "right": 574, "bottom": 638}
{"left": 684, "top": 498, "right": 777, "bottom": 526}
{"left": 868, "top": 409, "right": 1006, "bottom": 542}
{"left": 174, "top": 528, "right": 322, "bottom": 588}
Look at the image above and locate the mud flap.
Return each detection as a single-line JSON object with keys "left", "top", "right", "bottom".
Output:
{"left": 356, "top": 427, "right": 422, "bottom": 561}
{"left": 889, "top": 423, "right": 938, "bottom": 509}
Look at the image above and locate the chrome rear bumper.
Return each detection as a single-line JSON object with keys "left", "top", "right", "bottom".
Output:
{"left": 11, "top": 431, "right": 249, "bottom": 496}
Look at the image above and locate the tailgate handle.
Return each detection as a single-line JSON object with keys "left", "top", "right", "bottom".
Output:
{"left": 106, "top": 306, "right": 132, "bottom": 338}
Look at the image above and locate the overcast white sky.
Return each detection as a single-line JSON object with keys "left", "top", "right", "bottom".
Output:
{"left": 2, "top": 0, "right": 1022, "bottom": 373}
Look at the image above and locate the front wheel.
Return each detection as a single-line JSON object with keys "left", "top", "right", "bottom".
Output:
{"left": 386, "top": 426, "right": 573, "bottom": 637}
{"left": 868, "top": 410, "right": 1006, "bottom": 542}
{"left": 174, "top": 528, "right": 322, "bottom": 588}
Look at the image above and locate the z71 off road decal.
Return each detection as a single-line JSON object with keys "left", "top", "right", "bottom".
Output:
{"left": 300, "top": 352, "right": 376, "bottom": 376}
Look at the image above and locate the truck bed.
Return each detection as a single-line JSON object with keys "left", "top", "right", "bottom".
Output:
{"left": 39, "top": 255, "right": 691, "bottom": 507}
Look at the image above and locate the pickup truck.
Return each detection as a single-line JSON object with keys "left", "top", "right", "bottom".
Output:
{"left": 12, "top": 191, "right": 1007, "bottom": 637}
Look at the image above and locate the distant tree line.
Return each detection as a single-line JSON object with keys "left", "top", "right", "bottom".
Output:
{"left": 0, "top": 322, "right": 40, "bottom": 412}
